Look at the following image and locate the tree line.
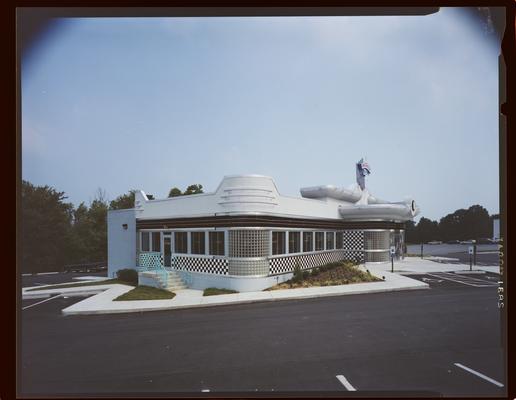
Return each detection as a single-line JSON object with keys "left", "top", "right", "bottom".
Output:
{"left": 405, "top": 205, "right": 498, "bottom": 244}
{"left": 20, "top": 180, "right": 204, "bottom": 273}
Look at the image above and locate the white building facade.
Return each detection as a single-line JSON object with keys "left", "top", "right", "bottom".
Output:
{"left": 108, "top": 172, "right": 419, "bottom": 292}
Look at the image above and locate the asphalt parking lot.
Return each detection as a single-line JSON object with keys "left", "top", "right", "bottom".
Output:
{"left": 404, "top": 271, "right": 501, "bottom": 289}
{"left": 19, "top": 273, "right": 506, "bottom": 397}
{"left": 21, "top": 271, "right": 107, "bottom": 288}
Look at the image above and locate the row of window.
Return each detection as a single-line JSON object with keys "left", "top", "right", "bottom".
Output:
{"left": 140, "top": 231, "right": 225, "bottom": 256}
{"left": 272, "top": 231, "right": 343, "bottom": 255}
{"left": 140, "top": 230, "right": 344, "bottom": 257}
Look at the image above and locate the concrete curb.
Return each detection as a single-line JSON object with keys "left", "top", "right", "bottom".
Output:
{"left": 454, "top": 270, "right": 486, "bottom": 275}
{"left": 61, "top": 283, "right": 429, "bottom": 316}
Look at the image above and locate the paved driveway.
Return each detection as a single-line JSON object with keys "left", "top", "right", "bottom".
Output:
{"left": 19, "top": 279, "right": 505, "bottom": 397}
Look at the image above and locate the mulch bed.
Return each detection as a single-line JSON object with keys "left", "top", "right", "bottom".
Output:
{"left": 266, "top": 261, "right": 381, "bottom": 290}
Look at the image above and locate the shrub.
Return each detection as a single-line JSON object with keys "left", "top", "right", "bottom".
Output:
{"left": 311, "top": 267, "right": 319, "bottom": 277}
{"left": 302, "top": 270, "right": 310, "bottom": 280}
{"left": 116, "top": 268, "right": 138, "bottom": 285}
{"left": 292, "top": 264, "right": 303, "bottom": 284}
{"left": 203, "top": 287, "right": 238, "bottom": 296}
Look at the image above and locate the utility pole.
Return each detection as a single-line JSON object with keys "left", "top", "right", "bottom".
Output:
{"left": 390, "top": 246, "right": 395, "bottom": 272}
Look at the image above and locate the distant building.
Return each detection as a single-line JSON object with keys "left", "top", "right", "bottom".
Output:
{"left": 107, "top": 161, "right": 420, "bottom": 292}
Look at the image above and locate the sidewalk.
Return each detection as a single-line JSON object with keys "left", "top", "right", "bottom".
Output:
{"left": 22, "top": 264, "right": 428, "bottom": 315}
{"left": 374, "top": 256, "right": 500, "bottom": 275}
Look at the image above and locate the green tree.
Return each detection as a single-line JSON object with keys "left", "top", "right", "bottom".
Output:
{"left": 184, "top": 184, "right": 204, "bottom": 195}
{"left": 405, "top": 220, "right": 418, "bottom": 244}
{"left": 415, "top": 217, "right": 439, "bottom": 243}
{"left": 87, "top": 196, "right": 108, "bottom": 261}
{"left": 109, "top": 190, "right": 136, "bottom": 210}
{"left": 68, "top": 189, "right": 109, "bottom": 264}
{"left": 168, "top": 187, "right": 182, "bottom": 197}
{"left": 21, "top": 181, "right": 74, "bottom": 273}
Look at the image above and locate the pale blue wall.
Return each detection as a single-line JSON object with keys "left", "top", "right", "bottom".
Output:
{"left": 107, "top": 209, "right": 137, "bottom": 278}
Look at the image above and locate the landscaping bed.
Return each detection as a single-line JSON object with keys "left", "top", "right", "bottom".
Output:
{"left": 113, "top": 285, "right": 176, "bottom": 301}
{"left": 203, "top": 288, "right": 239, "bottom": 296}
{"left": 266, "top": 261, "right": 381, "bottom": 290}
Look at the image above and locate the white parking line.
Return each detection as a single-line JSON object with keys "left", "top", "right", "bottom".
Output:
{"left": 22, "top": 294, "right": 62, "bottom": 310}
{"left": 426, "top": 273, "right": 497, "bottom": 287}
{"left": 454, "top": 363, "right": 504, "bottom": 388}
{"left": 336, "top": 375, "right": 356, "bottom": 391}
{"left": 201, "top": 389, "right": 210, "bottom": 392}
{"left": 443, "top": 272, "right": 498, "bottom": 284}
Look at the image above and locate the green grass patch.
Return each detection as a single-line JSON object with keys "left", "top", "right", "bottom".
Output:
{"left": 203, "top": 287, "right": 239, "bottom": 296}
{"left": 26, "top": 278, "right": 135, "bottom": 291}
{"left": 114, "top": 285, "right": 175, "bottom": 301}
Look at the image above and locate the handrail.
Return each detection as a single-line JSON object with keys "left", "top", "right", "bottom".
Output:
{"left": 138, "top": 252, "right": 169, "bottom": 288}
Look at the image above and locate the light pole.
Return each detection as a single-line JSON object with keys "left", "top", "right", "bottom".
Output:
{"left": 390, "top": 246, "right": 396, "bottom": 272}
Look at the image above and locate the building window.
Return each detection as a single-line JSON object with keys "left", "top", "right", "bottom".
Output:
{"left": 141, "top": 232, "right": 150, "bottom": 252}
{"left": 272, "top": 231, "right": 286, "bottom": 255}
{"left": 315, "top": 232, "right": 325, "bottom": 251}
{"left": 191, "top": 231, "right": 206, "bottom": 255}
{"left": 209, "top": 231, "right": 225, "bottom": 256}
{"left": 152, "top": 232, "right": 161, "bottom": 252}
{"left": 326, "top": 232, "right": 335, "bottom": 250}
{"left": 288, "top": 231, "right": 301, "bottom": 253}
{"left": 303, "top": 232, "right": 313, "bottom": 252}
{"left": 174, "top": 232, "right": 188, "bottom": 254}
{"left": 336, "top": 232, "right": 343, "bottom": 249}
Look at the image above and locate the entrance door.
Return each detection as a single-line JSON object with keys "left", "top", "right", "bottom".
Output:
{"left": 163, "top": 235, "right": 172, "bottom": 267}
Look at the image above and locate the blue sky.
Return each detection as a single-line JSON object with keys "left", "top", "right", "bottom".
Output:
{"left": 21, "top": 8, "right": 501, "bottom": 221}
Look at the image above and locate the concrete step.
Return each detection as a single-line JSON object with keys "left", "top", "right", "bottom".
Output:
{"left": 159, "top": 273, "right": 187, "bottom": 290}
{"left": 166, "top": 284, "right": 187, "bottom": 290}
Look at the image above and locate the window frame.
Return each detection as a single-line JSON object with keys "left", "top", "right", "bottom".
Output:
{"left": 302, "top": 231, "right": 314, "bottom": 252}
{"left": 190, "top": 231, "right": 206, "bottom": 255}
{"left": 315, "top": 231, "right": 325, "bottom": 251}
{"left": 271, "top": 231, "right": 287, "bottom": 255}
{"left": 326, "top": 231, "right": 335, "bottom": 250}
{"left": 174, "top": 231, "right": 188, "bottom": 254}
{"left": 288, "top": 231, "right": 301, "bottom": 254}
{"left": 209, "top": 231, "right": 225, "bottom": 256}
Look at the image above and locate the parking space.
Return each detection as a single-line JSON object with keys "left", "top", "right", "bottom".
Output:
{"left": 21, "top": 295, "right": 90, "bottom": 320}
{"left": 19, "top": 280, "right": 505, "bottom": 397}
{"left": 403, "top": 272, "right": 500, "bottom": 289}
{"left": 329, "top": 350, "right": 505, "bottom": 397}
{"left": 21, "top": 271, "right": 108, "bottom": 288}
